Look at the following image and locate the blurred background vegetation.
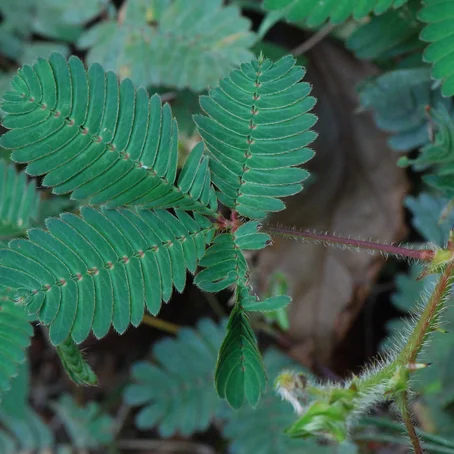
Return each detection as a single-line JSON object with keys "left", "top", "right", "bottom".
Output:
{"left": 1, "top": 0, "right": 454, "bottom": 453}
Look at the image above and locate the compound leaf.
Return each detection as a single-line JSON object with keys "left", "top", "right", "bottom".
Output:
{"left": 0, "top": 207, "right": 214, "bottom": 345}
{"left": 419, "top": 0, "right": 454, "bottom": 97}
{"left": 194, "top": 55, "right": 317, "bottom": 219}
{"left": 0, "top": 53, "right": 217, "bottom": 214}
{"left": 346, "top": 1, "right": 422, "bottom": 61}
{"left": 78, "top": 0, "right": 255, "bottom": 91}
{"left": 262, "top": 0, "right": 409, "bottom": 27}
{"left": 0, "top": 290, "right": 33, "bottom": 400}
{"left": 215, "top": 303, "right": 266, "bottom": 409}
{"left": 0, "top": 161, "right": 40, "bottom": 239}
{"left": 358, "top": 67, "right": 454, "bottom": 151}
{"left": 124, "top": 318, "right": 226, "bottom": 437}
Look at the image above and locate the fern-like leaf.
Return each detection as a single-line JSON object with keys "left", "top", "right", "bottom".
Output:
{"left": 0, "top": 53, "right": 217, "bottom": 214}
{"left": 215, "top": 302, "right": 266, "bottom": 409}
{"left": 124, "top": 318, "right": 226, "bottom": 437}
{"left": 77, "top": 0, "right": 255, "bottom": 91}
{"left": 0, "top": 160, "right": 40, "bottom": 239}
{"left": 262, "top": 0, "right": 408, "bottom": 27}
{"left": 194, "top": 54, "right": 317, "bottom": 220}
{"left": 56, "top": 337, "right": 98, "bottom": 386}
{"left": 195, "top": 222, "right": 278, "bottom": 408}
{"left": 0, "top": 207, "right": 214, "bottom": 345}
{"left": 0, "top": 289, "right": 33, "bottom": 400}
{"left": 419, "top": 0, "right": 454, "bottom": 96}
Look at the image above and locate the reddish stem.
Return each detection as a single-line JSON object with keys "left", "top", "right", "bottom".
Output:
{"left": 263, "top": 225, "right": 435, "bottom": 262}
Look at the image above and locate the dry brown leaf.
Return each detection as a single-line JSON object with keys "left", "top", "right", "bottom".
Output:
{"left": 257, "top": 42, "right": 408, "bottom": 366}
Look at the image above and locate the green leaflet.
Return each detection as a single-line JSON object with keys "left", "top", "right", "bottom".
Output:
{"left": 419, "top": 0, "right": 454, "bottom": 97}
{"left": 0, "top": 207, "right": 214, "bottom": 345}
{"left": 0, "top": 161, "right": 40, "bottom": 239}
{"left": 195, "top": 221, "right": 286, "bottom": 408}
{"left": 56, "top": 337, "right": 98, "bottom": 386}
{"left": 195, "top": 221, "right": 271, "bottom": 292}
{"left": 262, "top": 0, "right": 409, "bottom": 27}
{"left": 0, "top": 290, "right": 33, "bottom": 400}
{"left": 194, "top": 54, "right": 317, "bottom": 219}
{"left": 124, "top": 318, "right": 226, "bottom": 437}
{"left": 0, "top": 53, "right": 217, "bottom": 214}
{"left": 77, "top": 0, "right": 256, "bottom": 91}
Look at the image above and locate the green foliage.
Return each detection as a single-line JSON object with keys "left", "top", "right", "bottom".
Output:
{"left": 262, "top": 0, "right": 409, "bottom": 26}
{"left": 51, "top": 394, "right": 115, "bottom": 449}
{"left": 0, "top": 290, "right": 33, "bottom": 400}
{"left": 0, "top": 361, "right": 53, "bottom": 453}
{"left": 358, "top": 66, "right": 454, "bottom": 151}
{"left": 222, "top": 349, "right": 358, "bottom": 454}
{"left": 77, "top": 0, "right": 256, "bottom": 91}
{"left": 0, "top": 207, "right": 214, "bottom": 345}
{"left": 0, "top": 53, "right": 217, "bottom": 213}
{"left": 194, "top": 54, "right": 317, "bottom": 219}
{"left": 0, "top": 161, "right": 40, "bottom": 239}
{"left": 215, "top": 303, "right": 266, "bottom": 409}
{"left": 195, "top": 221, "right": 292, "bottom": 408}
{"left": 419, "top": 0, "right": 454, "bottom": 97}
{"left": 399, "top": 105, "right": 454, "bottom": 198}
{"left": 124, "top": 318, "right": 226, "bottom": 436}
{"left": 346, "top": 1, "right": 422, "bottom": 61}
{"left": 385, "top": 191, "right": 454, "bottom": 438}
{"left": 56, "top": 337, "right": 98, "bottom": 386}
{"left": 405, "top": 192, "right": 454, "bottom": 245}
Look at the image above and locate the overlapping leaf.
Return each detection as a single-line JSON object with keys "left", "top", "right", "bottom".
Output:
{"left": 194, "top": 55, "right": 317, "bottom": 219}
{"left": 124, "top": 318, "right": 226, "bottom": 437}
{"left": 346, "top": 1, "right": 422, "bottom": 61}
{"left": 0, "top": 207, "right": 214, "bottom": 345}
{"left": 0, "top": 161, "right": 40, "bottom": 239}
{"left": 0, "top": 53, "right": 217, "bottom": 214}
{"left": 215, "top": 302, "right": 267, "bottom": 409}
{"left": 195, "top": 221, "right": 291, "bottom": 408}
{"left": 419, "top": 0, "right": 454, "bottom": 96}
{"left": 358, "top": 67, "right": 454, "bottom": 150}
{"left": 0, "top": 289, "right": 33, "bottom": 399}
{"left": 77, "top": 0, "right": 255, "bottom": 91}
{"left": 398, "top": 106, "right": 454, "bottom": 197}
{"left": 195, "top": 221, "right": 271, "bottom": 292}
{"left": 262, "top": 0, "right": 408, "bottom": 27}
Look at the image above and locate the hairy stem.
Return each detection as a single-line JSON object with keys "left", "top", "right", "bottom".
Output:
{"left": 399, "top": 261, "right": 454, "bottom": 364}
{"left": 263, "top": 225, "right": 435, "bottom": 262}
{"left": 396, "top": 392, "right": 424, "bottom": 454}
